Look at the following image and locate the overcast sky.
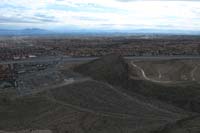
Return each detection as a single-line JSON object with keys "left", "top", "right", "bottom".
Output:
{"left": 0, "top": 0, "right": 199, "bottom": 31}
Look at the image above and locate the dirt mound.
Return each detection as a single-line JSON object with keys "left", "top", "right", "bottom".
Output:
{"left": 74, "top": 55, "right": 200, "bottom": 114}
{"left": 0, "top": 80, "right": 187, "bottom": 133}
{"left": 74, "top": 54, "right": 129, "bottom": 87}
{"left": 50, "top": 80, "right": 185, "bottom": 119}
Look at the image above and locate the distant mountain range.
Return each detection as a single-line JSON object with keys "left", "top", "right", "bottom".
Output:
{"left": 0, "top": 28, "right": 55, "bottom": 36}
{"left": 0, "top": 28, "right": 200, "bottom": 36}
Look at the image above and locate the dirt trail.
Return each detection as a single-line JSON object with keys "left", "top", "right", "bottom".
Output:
{"left": 191, "top": 66, "right": 198, "bottom": 81}
{"left": 130, "top": 61, "right": 172, "bottom": 84}
{"left": 101, "top": 81, "right": 180, "bottom": 117}
{"left": 19, "top": 78, "right": 91, "bottom": 97}
{"left": 45, "top": 80, "right": 181, "bottom": 121}
{"left": 46, "top": 93, "right": 135, "bottom": 119}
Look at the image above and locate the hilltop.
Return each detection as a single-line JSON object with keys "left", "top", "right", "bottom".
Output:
{"left": 0, "top": 79, "right": 188, "bottom": 133}
{"left": 74, "top": 54, "right": 129, "bottom": 87}
{"left": 74, "top": 54, "right": 200, "bottom": 113}
{"left": 0, "top": 54, "right": 200, "bottom": 133}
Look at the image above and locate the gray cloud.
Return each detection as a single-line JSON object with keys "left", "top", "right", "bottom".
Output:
{"left": 0, "top": 17, "right": 38, "bottom": 24}
{"left": 34, "top": 14, "right": 58, "bottom": 22}
{"left": 0, "top": 15, "right": 57, "bottom": 24}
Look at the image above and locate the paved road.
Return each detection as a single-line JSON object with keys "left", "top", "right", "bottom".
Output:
{"left": 1, "top": 56, "right": 200, "bottom": 65}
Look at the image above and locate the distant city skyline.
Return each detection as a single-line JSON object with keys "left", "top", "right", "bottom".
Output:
{"left": 0, "top": 0, "right": 200, "bottom": 32}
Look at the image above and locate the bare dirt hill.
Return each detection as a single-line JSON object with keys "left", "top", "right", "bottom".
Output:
{"left": 73, "top": 54, "right": 129, "bottom": 87}
{"left": 1, "top": 54, "right": 200, "bottom": 133}
{"left": 0, "top": 79, "right": 188, "bottom": 133}
{"left": 74, "top": 54, "right": 200, "bottom": 113}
